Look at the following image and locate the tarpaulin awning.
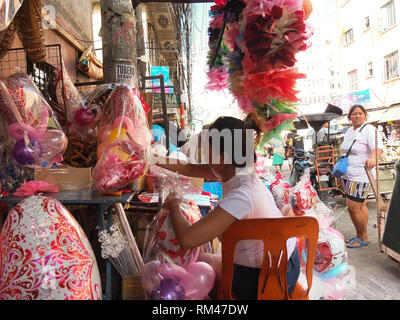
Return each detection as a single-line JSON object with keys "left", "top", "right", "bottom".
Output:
{"left": 335, "top": 104, "right": 400, "bottom": 126}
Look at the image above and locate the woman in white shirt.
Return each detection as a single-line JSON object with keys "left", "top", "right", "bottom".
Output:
{"left": 340, "top": 105, "right": 384, "bottom": 248}
{"left": 158, "top": 114, "right": 299, "bottom": 299}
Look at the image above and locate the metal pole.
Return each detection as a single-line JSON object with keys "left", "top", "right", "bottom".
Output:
{"left": 101, "top": 0, "right": 138, "bottom": 86}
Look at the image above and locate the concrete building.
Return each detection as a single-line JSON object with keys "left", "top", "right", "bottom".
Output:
{"left": 335, "top": 0, "right": 400, "bottom": 113}
{"left": 295, "top": 0, "right": 340, "bottom": 115}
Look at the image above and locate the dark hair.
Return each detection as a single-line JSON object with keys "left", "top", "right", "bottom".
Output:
{"left": 291, "top": 129, "right": 297, "bottom": 133}
{"left": 208, "top": 113, "right": 262, "bottom": 168}
{"left": 347, "top": 104, "right": 368, "bottom": 120}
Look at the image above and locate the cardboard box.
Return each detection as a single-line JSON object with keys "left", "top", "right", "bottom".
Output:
{"left": 189, "top": 177, "right": 204, "bottom": 191}
{"left": 122, "top": 276, "right": 145, "bottom": 300}
{"left": 34, "top": 166, "right": 92, "bottom": 191}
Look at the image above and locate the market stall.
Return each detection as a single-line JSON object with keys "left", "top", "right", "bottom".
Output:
{"left": 0, "top": 0, "right": 360, "bottom": 301}
{"left": 364, "top": 130, "right": 400, "bottom": 263}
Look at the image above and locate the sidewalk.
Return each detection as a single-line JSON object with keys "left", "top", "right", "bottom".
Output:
{"left": 264, "top": 158, "right": 400, "bottom": 300}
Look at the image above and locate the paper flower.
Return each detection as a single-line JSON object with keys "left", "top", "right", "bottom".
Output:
{"left": 223, "top": 22, "right": 241, "bottom": 51}
{"left": 206, "top": 67, "right": 230, "bottom": 91}
{"left": 233, "top": 93, "right": 256, "bottom": 113}
{"left": 210, "top": 13, "right": 225, "bottom": 30}
{"left": 243, "top": 68, "right": 305, "bottom": 104}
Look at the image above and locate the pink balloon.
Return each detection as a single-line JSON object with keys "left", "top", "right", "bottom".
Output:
{"left": 180, "top": 262, "right": 216, "bottom": 300}
{"left": 141, "top": 260, "right": 162, "bottom": 293}
{"left": 113, "top": 115, "right": 134, "bottom": 132}
{"left": 36, "top": 129, "right": 68, "bottom": 160}
{"left": 98, "top": 124, "right": 114, "bottom": 142}
{"left": 7, "top": 107, "right": 49, "bottom": 140}
{"left": 97, "top": 141, "right": 111, "bottom": 159}
{"left": 158, "top": 262, "right": 188, "bottom": 280}
{"left": 323, "top": 277, "right": 345, "bottom": 300}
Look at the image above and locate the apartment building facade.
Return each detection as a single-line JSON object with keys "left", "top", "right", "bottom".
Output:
{"left": 335, "top": 0, "right": 400, "bottom": 113}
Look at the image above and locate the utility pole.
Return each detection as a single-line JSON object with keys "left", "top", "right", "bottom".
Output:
{"left": 100, "top": 0, "right": 138, "bottom": 86}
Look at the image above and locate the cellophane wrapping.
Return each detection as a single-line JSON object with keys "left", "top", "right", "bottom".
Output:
{"left": 0, "top": 73, "right": 67, "bottom": 168}
{"left": 141, "top": 168, "right": 216, "bottom": 300}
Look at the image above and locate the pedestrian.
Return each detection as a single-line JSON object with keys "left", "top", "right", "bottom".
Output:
{"left": 340, "top": 105, "right": 384, "bottom": 248}
{"left": 288, "top": 129, "right": 304, "bottom": 172}
{"left": 157, "top": 114, "right": 300, "bottom": 299}
{"left": 270, "top": 137, "right": 285, "bottom": 173}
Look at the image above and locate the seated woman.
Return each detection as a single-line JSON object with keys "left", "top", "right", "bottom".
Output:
{"left": 155, "top": 114, "right": 300, "bottom": 299}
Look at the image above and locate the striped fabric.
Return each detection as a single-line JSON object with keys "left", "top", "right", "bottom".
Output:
{"left": 344, "top": 179, "right": 370, "bottom": 199}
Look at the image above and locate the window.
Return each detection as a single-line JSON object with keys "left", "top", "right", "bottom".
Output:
{"left": 344, "top": 28, "right": 354, "bottom": 45}
{"left": 380, "top": 1, "right": 396, "bottom": 31}
{"left": 364, "top": 16, "right": 370, "bottom": 30}
{"left": 384, "top": 51, "right": 399, "bottom": 81}
{"left": 348, "top": 70, "right": 358, "bottom": 92}
{"left": 366, "top": 61, "right": 374, "bottom": 77}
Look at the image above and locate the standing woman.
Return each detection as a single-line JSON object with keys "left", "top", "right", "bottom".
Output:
{"left": 340, "top": 105, "right": 384, "bottom": 248}
{"left": 271, "top": 137, "right": 285, "bottom": 173}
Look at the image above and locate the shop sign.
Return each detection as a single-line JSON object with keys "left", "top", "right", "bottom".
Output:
{"left": 348, "top": 88, "right": 370, "bottom": 104}
{"left": 116, "top": 64, "right": 135, "bottom": 83}
{"left": 153, "top": 93, "right": 180, "bottom": 108}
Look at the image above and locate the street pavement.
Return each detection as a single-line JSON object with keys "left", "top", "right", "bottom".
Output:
{"left": 265, "top": 158, "right": 400, "bottom": 300}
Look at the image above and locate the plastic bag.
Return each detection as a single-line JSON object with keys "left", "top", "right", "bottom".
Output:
{"left": 92, "top": 140, "right": 147, "bottom": 192}
{"left": 66, "top": 83, "right": 115, "bottom": 141}
{"left": 97, "top": 83, "right": 151, "bottom": 161}
{"left": 141, "top": 173, "right": 216, "bottom": 300}
{"left": 0, "top": 73, "right": 67, "bottom": 167}
{"left": 289, "top": 169, "right": 318, "bottom": 216}
{"left": 269, "top": 172, "right": 290, "bottom": 211}
{"left": 0, "top": 0, "right": 23, "bottom": 31}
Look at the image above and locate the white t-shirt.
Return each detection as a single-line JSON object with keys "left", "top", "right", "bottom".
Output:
{"left": 340, "top": 123, "right": 384, "bottom": 183}
{"left": 218, "top": 169, "right": 296, "bottom": 268}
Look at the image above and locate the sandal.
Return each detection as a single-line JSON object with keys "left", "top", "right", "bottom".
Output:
{"left": 346, "top": 237, "right": 369, "bottom": 248}
{"left": 345, "top": 236, "right": 357, "bottom": 244}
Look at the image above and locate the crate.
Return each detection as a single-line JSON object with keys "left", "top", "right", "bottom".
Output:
{"left": 34, "top": 166, "right": 92, "bottom": 191}
{"left": 122, "top": 275, "right": 145, "bottom": 300}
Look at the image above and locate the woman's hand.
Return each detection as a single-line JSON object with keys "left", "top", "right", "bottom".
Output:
{"left": 162, "top": 192, "right": 183, "bottom": 213}
{"left": 365, "top": 157, "right": 376, "bottom": 169}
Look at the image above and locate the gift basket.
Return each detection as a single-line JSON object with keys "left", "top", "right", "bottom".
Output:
{"left": 141, "top": 170, "right": 216, "bottom": 300}
{"left": 14, "top": 0, "right": 46, "bottom": 62}
{"left": 92, "top": 83, "right": 152, "bottom": 192}
{"left": 0, "top": 73, "right": 68, "bottom": 167}
{"left": 64, "top": 83, "right": 115, "bottom": 167}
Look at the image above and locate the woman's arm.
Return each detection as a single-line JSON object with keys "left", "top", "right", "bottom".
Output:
{"left": 164, "top": 196, "right": 237, "bottom": 249}
{"left": 156, "top": 156, "right": 217, "bottom": 180}
{"left": 365, "top": 148, "right": 383, "bottom": 169}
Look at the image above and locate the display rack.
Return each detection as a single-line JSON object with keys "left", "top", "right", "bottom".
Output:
{"left": 365, "top": 129, "right": 399, "bottom": 262}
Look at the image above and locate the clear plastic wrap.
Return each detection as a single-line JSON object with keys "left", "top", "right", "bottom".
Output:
{"left": 97, "top": 83, "right": 151, "bottom": 161}
{"left": 291, "top": 169, "right": 352, "bottom": 300}
{"left": 0, "top": 73, "right": 68, "bottom": 167}
{"left": 0, "top": 0, "right": 23, "bottom": 31}
{"left": 66, "top": 83, "right": 115, "bottom": 141}
{"left": 92, "top": 140, "right": 147, "bottom": 192}
{"left": 269, "top": 172, "right": 290, "bottom": 211}
{"left": 289, "top": 169, "right": 318, "bottom": 216}
{"left": 141, "top": 173, "right": 216, "bottom": 300}
{"left": 91, "top": 83, "right": 153, "bottom": 190}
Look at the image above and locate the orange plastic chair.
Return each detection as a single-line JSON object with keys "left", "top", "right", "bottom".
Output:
{"left": 218, "top": 216, "right": 319, "bottom": 300}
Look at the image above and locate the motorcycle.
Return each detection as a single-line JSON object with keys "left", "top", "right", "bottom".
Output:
{"left": 289, "top": 147, "right": 329, "bottom": 201}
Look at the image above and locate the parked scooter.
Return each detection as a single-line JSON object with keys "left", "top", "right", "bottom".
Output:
{"left": 289, "top": 148, "right": 325, "bottom": 200}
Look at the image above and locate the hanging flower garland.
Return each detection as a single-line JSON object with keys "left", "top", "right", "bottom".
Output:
{"left": 205, "top": 0, "right": 314, "bottom": 143}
